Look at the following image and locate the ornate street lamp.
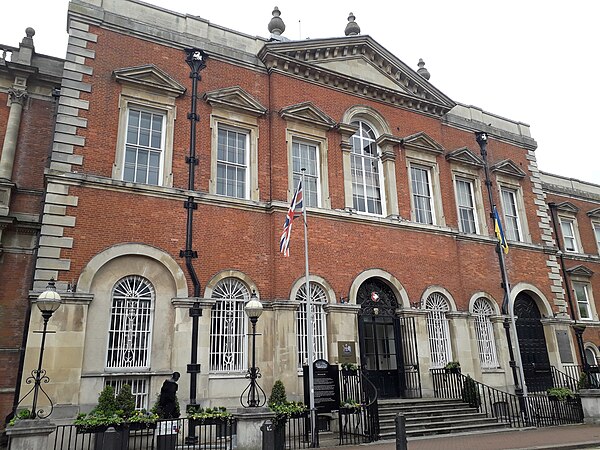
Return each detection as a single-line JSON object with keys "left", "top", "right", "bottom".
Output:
{"left": 16, "top": 280, "right": 61, "bottom": 419}
{"left": 241, "top": 291, "right": 266, "bottom": 407}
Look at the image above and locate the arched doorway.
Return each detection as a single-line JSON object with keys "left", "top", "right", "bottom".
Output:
{"left": 357, "top": 278, "right": 412, "bottom": 398}
{"left": 514, "top": 292, "right": 553, "bottom": 392}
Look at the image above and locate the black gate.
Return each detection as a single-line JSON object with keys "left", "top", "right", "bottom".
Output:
{"left": 514, "top": 293, "right": 553, "bottom": 392}
{"left": 357, "top": 279, "right": 421, "bottom": 399}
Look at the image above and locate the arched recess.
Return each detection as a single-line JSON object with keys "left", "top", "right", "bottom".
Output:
{"left": 420, "top": 286, "right": 458, "bottom": 311}
{"left": 509, "top": 283, "right": 553, "bottom": 318}
{"left": 289, "top": 275, "right": 335, "bottom": 303}
{"left": 342, "top": 105, "right": 392, "bottom": 136}
{"left": 349, "top": 269, "right": 409, "bottom": 308}
{"left": 204, "top": 269, "right": 259, "bottom": 299}
{"left": 77, "top": 243, "right": 188, "bottom": 298}
{"left": 468, "top": 292, "right": 501, "bottom": 315}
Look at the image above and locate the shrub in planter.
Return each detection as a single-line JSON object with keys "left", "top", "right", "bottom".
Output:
{"left": 444, "top": 361, "right": 461, "bottom": 374}
{"left": 341, "top": 363, "right": 359, "bottom": 375}
{"left": 577, "top": 372, "right": 590, "bottom": 390}
{"left": 268, "top": 380, "right": 287, "bottom": 408}
{"left": 7, "top": 409, "right": 32, "bottom": 427}
{"left": 547, "top": 387, "right": 575, "bottom": 401}
{"left": 461, "top": 375, "right": 481, "bottom": 408}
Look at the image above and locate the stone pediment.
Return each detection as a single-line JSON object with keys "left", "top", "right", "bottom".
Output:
{"left": 402, "top": 132, "right": 444, "bottom": 155}
{"left": 203, "top": 86, "right": 267, "bottom": 116}
{"left": 490, "top": 159, "right": 526, "bottom": 179}
{"left": 554, "top": 201, "right": 580, "bottom": 214}
{"left": 258, "top": 35, "right": 455, "bottom": 118}
{"left": 587, "top": 208, "right": 600, "bottom": 218}
{"left": 279, "top": 102, "right": 336, "bottom": 129}
{"left": 445, "top": 147, "right": 484, "bottom": 168}
{"left": 113, "top": 64, "right": 185, "bottom": 96}
{"left": 566, "top": 265, "right": 594, "bottom": 277}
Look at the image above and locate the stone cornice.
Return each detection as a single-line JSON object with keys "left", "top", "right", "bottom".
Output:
{"left": 490, "top": 159, "right": 526, "bottom": 179}
{"left": 113, "top": 64, "right": 186, "bottom": 97}
{"left": 445, "top": 147, "right": 484, "bottom": 168}
{"left": 204, "top": 86, "right": 267, "bottom": 117}
{"left": 402, "top": 132, "right": 444, "bottom": 155}
{"left": 279, "top": 101, "right": 335, "bottom": 129}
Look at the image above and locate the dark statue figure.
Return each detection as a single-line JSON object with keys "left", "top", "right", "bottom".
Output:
{"left": 157, "top": 372, "right": 180, "bottom": 418}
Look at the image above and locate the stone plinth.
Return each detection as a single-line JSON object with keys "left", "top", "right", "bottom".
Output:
{"left": 234, "top": 407, "right": 275, "bottom": 450}
{"left": 580, "top": 389, "right": 600, "bottom": 424}
{"left": 5, "top": 419, "right": 55, "bottom": 450}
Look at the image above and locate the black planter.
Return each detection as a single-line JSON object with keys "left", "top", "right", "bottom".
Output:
{"left": 444, "top": 367, "right": 461, "bottom": 374}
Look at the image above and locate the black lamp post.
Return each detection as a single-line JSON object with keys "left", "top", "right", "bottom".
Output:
{"left": 241, "top": 292, "right": 266, "bottom": 407}
{"left": 17, "top": 280, "right": 61, "bottom": 419}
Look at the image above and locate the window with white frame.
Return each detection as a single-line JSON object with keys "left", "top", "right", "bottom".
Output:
{"left": 425, "top": 292, "right": 452, "bottom": 368}
{"left": 560, "top": 218, "right": 578, "bottom": 252}
{"left": 292, "top": 139, "right": 320, "bottom": 208}
{"left": 295, "top": 282, "right": 328, "bottom": 370}
{"left": 105, "top": 377, "right": 149, "bottom": 410}
{"left": 573, "top": 282, "right": 593, "bottom": 320}
{"left": 472, "top": 298, "right": 499, "bottom": 369}
{"left": 350, "top": 121, "right": 383, "bottom": 215}
{"left": 209, "top": 278, "right": 250, "bottom": 372}
{"left": 106, "top": 275, "right": 155, "bottom": 370}
{"left": 123, "top": 108, "right": 165, "bottom": 185}
{"left": 593, "top": 223, "right": 600, "bottom": 254}
{"left": 216, "top": 126, "right": 249, "bottom": 199}
{"left": 455, "top": 177, "right": 478, "bottom": 233}
{"left": 500, "top": 188, "right": 522, "bottom": 241}
{"left": 411, "top": 165, "right": 435, "bottom": 225}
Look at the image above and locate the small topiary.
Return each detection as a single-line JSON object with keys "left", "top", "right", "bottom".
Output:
{"left": 96, "top": 385, "right": 117, "bottom": 415}
{"left": 115, "top": 384, "right": 136, "bottom": 419}
{"left": 268, "top": 380, "right": 287, "bottom": 407}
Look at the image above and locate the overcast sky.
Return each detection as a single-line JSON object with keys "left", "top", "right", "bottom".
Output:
{"left": 2, "top": 0, "right": 599, "bottom": 184}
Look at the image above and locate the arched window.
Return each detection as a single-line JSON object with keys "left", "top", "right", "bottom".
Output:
{"left": 209, "top": 278, "right": 250, "bottom": 372}
{"left": 350, "top": 121, "right": 383, "bottom": 215}
{"left": 472, "top": 297, "right": 499, "bottom": 368}
{"left": 106, "top": 275, "right": 155, "bottom": 369}
{"left": 295, "top": 282, "right": 328, "bottom": 369}
{"left": 425, "top": 292, "right": 452, "bottom": 368}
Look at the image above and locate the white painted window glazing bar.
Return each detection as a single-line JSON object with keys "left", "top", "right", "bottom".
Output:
{"left": 473, "top": 298, "right": 499, "bottom": 368}
{"left": 573, "top": 282, "right": 592, "bottom": 320}
{"left": 295, "top": 282, "right": 328, "bottom": 369}
{"left": 456, "top": 178, "right": 477, "bottom": 233}
{"left": 292, "top": 140, "right": 320, "bottom": 208}
{"left": 124, "top": 108, "right": 164, "bottom": 185}
{"left": 412, "top": 166, "right": 434, "bottom": 225}
{"left": 216, "top": 126, "right": 249, "bottom": 199}
{"left": 501, "top": 188, "right": 522, "bottom": 241}
{"left": 425, "top": 293, "right": 452, "bottom": 368}
{"left": 350, "top": 121, "right": 383, "bottom": 215}
{"left": 560, "top": 219, "right": 578, "bottom": 252}
{"left": 105, "top": 377, "right": 149, "bottom": 410}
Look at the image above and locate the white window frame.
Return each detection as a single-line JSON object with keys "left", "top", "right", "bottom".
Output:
{"left": 410, "top": 165, "right": 435, "bottom": 225}
{"left": 105, "top": 276, "right": 155, "bottom": 371}
{"left": 573, "top": 282, "right": 593, "bottom": 321}
{"left": 292, "top": 138, "right": 321, "bottom": 208}
{"left": 472, "top": 298, "right": 499, "bottom": 369}
{"left": 295, "top": 281, "right": 328, "bottom": 370}
{"left": 425, "top": 292, "right": 452, "bottom": 368}
{"left": 216, "top": 124, "right": 250, "bottom": 199}
{"left": 209, "top": 111, "right": 260, "bottom": 201}
{"left": 209, "top": 278, "right": 250, "bottom": 373}
{"left": 593, "top": 222, "right": 600, "bottom": 255}
{"left": 500, "top": 187, "right": 523, "bottom": 242}
{"left": 350, "top": 120, "right": 386, "bottom": 216}
{"left": 454, "top": 177, "right": 479, "bottom": 234}
{"left": 105, "top": 376, "right": 150, "bottom": 410}
{"left": 559, "top": 217, "right": 579, "bottom": 253}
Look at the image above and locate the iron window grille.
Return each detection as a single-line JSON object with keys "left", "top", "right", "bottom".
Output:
{"left": 425, "top": 292, "right": 452, "bottom": 368}
{"left": 473, "top": 298, "right": 499, "bottom": 369}
{"left": 295, "top": 282, "right": 328, "bottom": 370}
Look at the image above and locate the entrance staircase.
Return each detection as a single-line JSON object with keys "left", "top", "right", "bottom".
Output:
{"left": 378, "top": 398, "right": 510, "bottom": 439}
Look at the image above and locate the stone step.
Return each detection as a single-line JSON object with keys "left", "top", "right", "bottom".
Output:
{"left": 380, "top": 421, "right": 510, "bottom": 439}
{"left": 379, "top": 411, "right": 488, "bottom": 426}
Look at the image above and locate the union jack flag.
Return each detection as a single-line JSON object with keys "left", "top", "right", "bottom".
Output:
{"left": 280, "top": 180, "right": 303, "bottom": 257}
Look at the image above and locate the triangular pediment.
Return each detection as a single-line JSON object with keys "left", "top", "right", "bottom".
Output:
{"left": 566, "top": 265, "right": 594, "bottom": 278}
{"left": 279, "top": 102, "right": 336, "bottom": 130}
{"left": 258, "top": 35, "right": 455, "bottom": 118}
{"left": 445, "top": 147, "right": 484, "bottom": 168}
{"left": 402, "top": 132, "right": 444, "bottom": 155}
{"left": 113, "top": 64, "right": 186, "bottom": 96}
{"left": 587, "top": 208, "right": 600, "bottom": 218}
{"left": 490, "top": 159, "right": 526, "bottom": 179}
{"left": 203, "top": 86, "right": 267, "bottom": 117}
{"left": 554, "top": 201, "right": 580, "bottom": 214}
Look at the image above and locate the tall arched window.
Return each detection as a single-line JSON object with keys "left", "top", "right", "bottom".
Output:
{"left": 295, "top": 282, "right": 328, "bottom": 369}
{"left": 425, "top": 292, "right": 452, "bottom": 368}
{"left": 472, "top": 297, "right": 499, "bottom": 368}
{"left": 209, "top": 278, "right": 250, "bottom": 372}
{"left": 106, "top": 275, "right": 155, "bottom": 369}
{"left": 350, "top": 121, "right": 383, "bottom": 215}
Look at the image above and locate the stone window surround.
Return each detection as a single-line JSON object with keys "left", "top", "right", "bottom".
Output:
{"left": 406, "top": 151, "right": 445, "bottom": 227}
{"left": 112, "top": 88, "right": 177, "bottom": 187}
{"left": 496, "top": 175, "right": 531, "bottom": 243}
{"left": 451, "top": 167, "right": 488, "bottom": 235}
{"left": 558, "top": 215, "right": 583, "bottom": 254}
{"left": 572, "top": 279, "right": 597, "bottom": 322}
{"left": 208, "top": 109, "right": 260, "bottom": 201}
{"left": 285, "top": 123, "right": 331, "bottom": 209}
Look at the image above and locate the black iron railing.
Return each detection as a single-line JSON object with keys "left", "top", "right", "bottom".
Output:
{"left": 430, "top": 369, "right": 583, "bottom": 428}
{"left": 551, "top": 366, "right": 579, "bottom": 391}
{"left": 339, "top": 369, "right": 379, "bottom": 445}
{"left": 50, "top": 417, "right": 236, "bottom": 450}
{"left": 562, "top": 364, "right": 600, "bottom": 389}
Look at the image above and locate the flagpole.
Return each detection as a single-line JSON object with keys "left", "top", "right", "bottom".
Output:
{"left": 301, "top": 168, "right": 317, "bottom": 447}
{"left": 475, "top": 132, "right": 528, "bottom": 406}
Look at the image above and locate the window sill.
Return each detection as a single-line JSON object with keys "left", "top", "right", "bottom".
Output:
{"left": 481, "top": 368, "right": 505, "bottom": 374}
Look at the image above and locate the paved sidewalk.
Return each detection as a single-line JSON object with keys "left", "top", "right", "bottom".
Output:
{"left": 320, "top": 424, "right": 600, "bottom": 450}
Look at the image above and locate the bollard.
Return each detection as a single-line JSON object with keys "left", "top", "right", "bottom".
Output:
{"left": 395, "top": 413, "right": 407, "bottom": 450}
{"left": 261, "top": 419, "right": 276, "bottom": 450}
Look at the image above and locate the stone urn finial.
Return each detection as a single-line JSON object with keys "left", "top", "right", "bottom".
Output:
{"left": 268, "top": 6, "right": 286, "bottom": 36}
{"left": 345, "top": 12, "right": 360, "bottom": 36}
{"left": 417, "top": 58, "right": 430, "bottom": 80}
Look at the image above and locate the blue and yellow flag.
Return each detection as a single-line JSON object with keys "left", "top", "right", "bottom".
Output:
{"left": 493, "top": 206, "right": 509, "bottom": 254}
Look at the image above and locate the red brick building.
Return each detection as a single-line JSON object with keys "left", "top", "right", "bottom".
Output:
{"left": 3, "top": 0, "right": 599, "bottom": 427}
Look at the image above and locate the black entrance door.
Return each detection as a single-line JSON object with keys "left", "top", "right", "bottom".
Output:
{"left": 357, "top": 279, "right": 404, "bottom": 399}
{"left": 514, "top": 293, "right": 553, "bottom": 392}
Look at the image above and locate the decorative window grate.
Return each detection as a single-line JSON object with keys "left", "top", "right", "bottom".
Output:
{"left": 350, "top": 121, "right": 382, "bottom": 215}
{"left": 473, "top": 298, "right": 499, "bottom": 368}
{"left": 106, "top": 276, "right": 154, "bottom": 370}
{"left": 425, "top": 292, "right": 452, "bottom": 368}
{"left": 295, "top": 282, "right": 328, "bottom": 369}
{"left": 105, "top": 377, "right": 149, "bottom": 410}
{"left": 209, "top": 278, "right": 249, "bottom": 372}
